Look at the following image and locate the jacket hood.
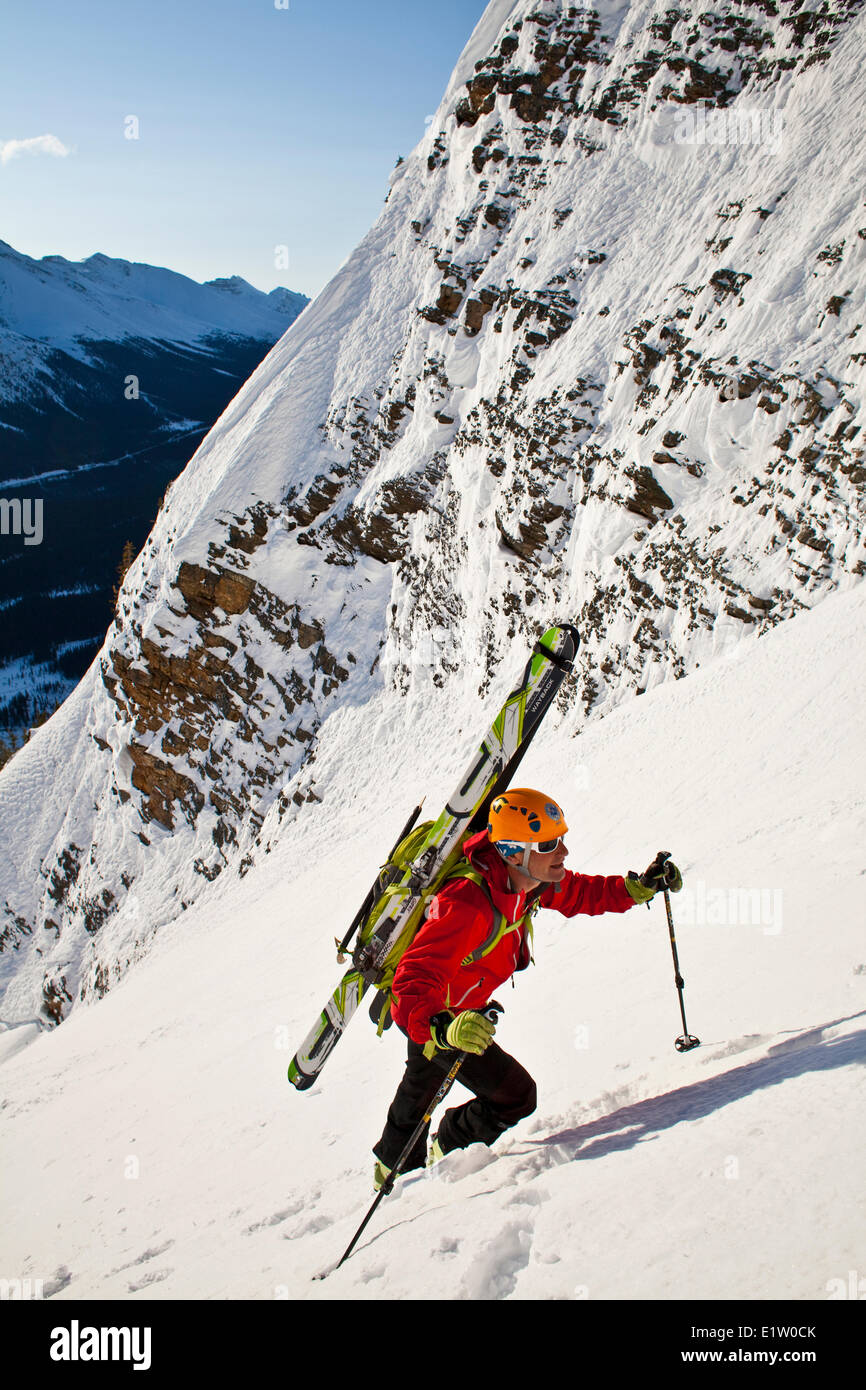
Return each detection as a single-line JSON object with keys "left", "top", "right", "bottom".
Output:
{"left": 463, "top": 828, "right": 521, "bottom": 896}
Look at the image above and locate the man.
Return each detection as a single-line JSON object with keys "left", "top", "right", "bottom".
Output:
{"left": 372, "top": 787, "right": 682, "bottom": 1189}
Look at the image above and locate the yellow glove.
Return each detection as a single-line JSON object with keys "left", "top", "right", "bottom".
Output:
{"left": 424, "top": 1009, "right": 497, "bottom": 1059}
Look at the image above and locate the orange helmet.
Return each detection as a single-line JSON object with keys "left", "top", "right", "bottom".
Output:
{"left": 487, "top": 788, "right": 567, "bottom": 868}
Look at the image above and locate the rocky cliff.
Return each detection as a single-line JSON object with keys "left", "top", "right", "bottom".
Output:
{"left": 1, "top": 0, "right": 863, "bottom": 1026}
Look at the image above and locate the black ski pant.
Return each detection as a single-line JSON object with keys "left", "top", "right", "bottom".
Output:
{"left": 373, "top": 1036, "right": 537, "bottom": 1173}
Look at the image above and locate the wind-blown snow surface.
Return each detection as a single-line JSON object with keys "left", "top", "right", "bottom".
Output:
{"left": 1, "top": 585, "right": 863, "bottom": 1302}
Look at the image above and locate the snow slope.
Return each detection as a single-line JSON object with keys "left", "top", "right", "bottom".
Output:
{"left": 1, "top": 582, "right": 863, "bottom": 1303}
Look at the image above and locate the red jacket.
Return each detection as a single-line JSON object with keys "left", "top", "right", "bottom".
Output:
{"left": 390, "top": 829, "right": 635, "bottom": 1045}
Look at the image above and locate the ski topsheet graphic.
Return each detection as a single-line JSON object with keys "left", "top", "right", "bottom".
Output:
{"left": 288, "top": 623, "right": 580, "bottom": 1091}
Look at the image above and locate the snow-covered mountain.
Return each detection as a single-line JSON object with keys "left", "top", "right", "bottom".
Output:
{"left": 0, "top": 241, "right": 308, "bottom": 739}
{"left": 0, "top": 0, "right": 864, "bottom": 1038}
{"left": 0, "top": 238, "right": 307, "bottom": 417}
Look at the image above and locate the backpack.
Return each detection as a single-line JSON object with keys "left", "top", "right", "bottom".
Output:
{"left": 357, "top": 819, "right": 539, "bottom": 1034}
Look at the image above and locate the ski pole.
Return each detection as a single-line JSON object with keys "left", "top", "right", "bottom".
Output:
{"left": 654, "top": 852, "right": 700, "bottom": 1053}
{"left": 325, "top": 1003, "right": 503, "bottom": 1276}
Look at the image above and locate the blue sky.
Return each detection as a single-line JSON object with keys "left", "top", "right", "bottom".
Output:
{"left": 0, "top": 0, "right": 488, "bottom": 298}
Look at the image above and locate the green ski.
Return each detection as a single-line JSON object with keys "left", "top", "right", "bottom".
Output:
{"left": 288, "top": 622, "right": 579, "bottom": 1091}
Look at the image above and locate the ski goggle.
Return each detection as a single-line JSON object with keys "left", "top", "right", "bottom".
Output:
{"left": 496, "top": 836, "right": 562, "bottom": 860}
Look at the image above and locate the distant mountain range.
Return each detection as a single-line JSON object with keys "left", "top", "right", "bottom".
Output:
{"left": 0, "top": 240, "right": 308, "bottom": 736}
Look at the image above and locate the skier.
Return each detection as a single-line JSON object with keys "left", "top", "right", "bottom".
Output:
{"left": 372, "top": 787, "right": 682, "bottom": 1189}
